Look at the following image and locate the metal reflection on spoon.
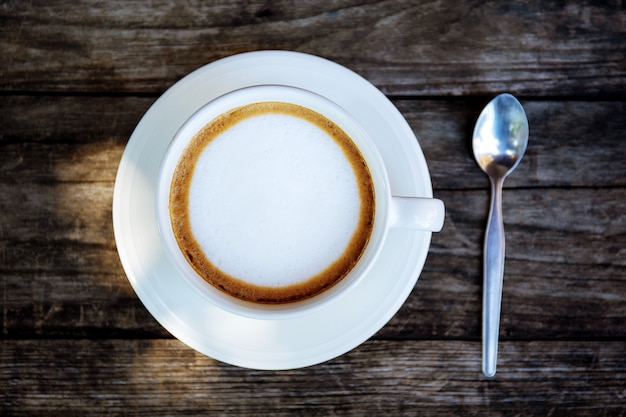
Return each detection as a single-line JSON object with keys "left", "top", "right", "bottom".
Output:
{"left": 472, "top": 93, "right": 529, "bottom": 377}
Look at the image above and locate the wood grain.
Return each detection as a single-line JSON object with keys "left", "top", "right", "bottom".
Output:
{"left": 2, "top": 96, "right": 625, "bottom": 189}
{"left": 1, "top": 339, "right": 624, "bottom": 416}
{"left": 1, "top": 1, "right": 625, "bottom": 413}
{"left": 1, "top": 1, "right": 624, "bottom": 96}
{"left": 398, "top": 99, "right": 626, "bottom": 189}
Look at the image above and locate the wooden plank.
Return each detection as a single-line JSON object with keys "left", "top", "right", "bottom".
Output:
{"left": 3, "top": 184, "right": 623, "bottom": 276}
{"left": 1, "top": 339, "right": 624, "bottom": 415}
{"left": 399, "top": 99, "right": 626, "bottom": 189}
{"left": 1, "top": 1, "right": 624, "bottom": 96}
{"left": 0, "top": 181, "right": 623, "bottom": 339}
{"left": 2, "top": 96, "right": 625, "bottom": 189}
{"left": 0, "top": 95, "right": 149, "bottom": 143}
{"left": 0, "top": 266, "right": 166, "bottom": 338}
{"left": 386, "top": 185, "right": 626, "bottom": 340}
{"left": 388, "top": 255, "right": 626, "bottom": 340}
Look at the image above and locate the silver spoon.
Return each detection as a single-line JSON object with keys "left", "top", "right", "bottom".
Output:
{"left": 472, "top": 93, "right": 528, "bottom": 377}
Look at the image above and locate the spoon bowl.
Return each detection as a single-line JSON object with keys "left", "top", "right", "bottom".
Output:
{"left": 473, "top": 94, "right": 528, "bottom": 179}
{"left": 472, "top": 93, "right": 528, "bottom": 377}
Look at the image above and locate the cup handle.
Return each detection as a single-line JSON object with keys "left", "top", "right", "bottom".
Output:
{"left": 389, "top": 196, "right": 445, "bottom": 232}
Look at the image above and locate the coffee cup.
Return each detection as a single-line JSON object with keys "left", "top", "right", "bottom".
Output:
{"left": 156, "top": 85, "right": 444, "bottom": 320}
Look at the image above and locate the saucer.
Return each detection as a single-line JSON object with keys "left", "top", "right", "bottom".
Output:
{"left": 112, "top": 51, "right": 434, "bottom": 370}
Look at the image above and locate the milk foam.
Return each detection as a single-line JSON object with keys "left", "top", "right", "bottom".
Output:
{"left": 187, "top": 112, "right": 361, "bottom": 287}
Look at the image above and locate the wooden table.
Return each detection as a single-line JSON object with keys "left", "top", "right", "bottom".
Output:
{"left": 1, "top": 1, "right": 625, "bottom": 415}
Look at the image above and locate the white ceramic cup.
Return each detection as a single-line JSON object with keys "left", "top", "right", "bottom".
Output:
{"left": 156, "top": 85, "right": 444, "bottom": 320}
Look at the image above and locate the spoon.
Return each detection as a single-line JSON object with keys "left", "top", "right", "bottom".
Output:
{"left": 472, "top": 93, "right": 528, "bottom": 377}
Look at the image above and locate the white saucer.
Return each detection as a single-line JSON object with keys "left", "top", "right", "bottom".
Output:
{"left": 113, "top": 51, "right": 434, "bottom": 370}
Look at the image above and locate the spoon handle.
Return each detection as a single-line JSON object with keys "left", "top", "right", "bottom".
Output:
{"left": 482, "top": 176, "right": 505, "bottom": 377}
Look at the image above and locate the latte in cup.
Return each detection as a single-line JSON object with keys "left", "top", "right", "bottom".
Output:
{"left": 168, "top": 101, "right": 375, "bottom": 304}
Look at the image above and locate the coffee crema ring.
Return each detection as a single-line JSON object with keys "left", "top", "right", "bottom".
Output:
{"left": 169, "top": 101, "right": 375, "bottom": 304}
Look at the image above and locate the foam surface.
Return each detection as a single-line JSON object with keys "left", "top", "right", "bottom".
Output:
{"left": 188, "top": 112, "right": 360, "bottom": 287}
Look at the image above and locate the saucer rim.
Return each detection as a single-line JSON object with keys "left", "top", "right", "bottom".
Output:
{"left": 112, "top": 50, "right": 433, "bottom": 370}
